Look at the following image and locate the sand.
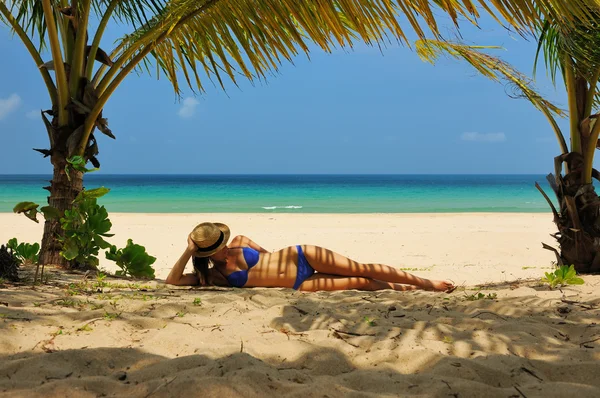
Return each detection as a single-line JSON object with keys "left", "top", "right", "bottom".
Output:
{"left": 1, "top": 213, "right": 599, "bottom": 397}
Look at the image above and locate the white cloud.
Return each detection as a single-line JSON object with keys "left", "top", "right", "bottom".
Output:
{"left": 461, "top": 132, "right": 506, "bottom": 143}
{"left": 178, "top": 97, "right": 200, "bottom": 118}
{"left": 25, "top": 110, "right": 39, "bottom": 120}
{"left": 0, "top": 94, "right": 22, "bottom": 120}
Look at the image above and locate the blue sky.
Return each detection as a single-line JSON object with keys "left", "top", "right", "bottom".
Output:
{"left": 0, "top": 10, "right": 574, "bottom": 174}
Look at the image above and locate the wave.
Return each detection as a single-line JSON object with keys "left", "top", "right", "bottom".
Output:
{"left": 261, "top": 205, "right": 303, "bottom": 210}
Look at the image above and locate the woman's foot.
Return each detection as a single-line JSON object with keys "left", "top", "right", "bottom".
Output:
{"left": 434, "top": 280, "right": 455, "bottom": 292}
{"left": 421, "top": 279, "right": 455, "bottom": 292}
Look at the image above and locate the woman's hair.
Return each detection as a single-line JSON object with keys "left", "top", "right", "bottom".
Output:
{"left": 192, "top": 256, "right": 229, "bottom": 287}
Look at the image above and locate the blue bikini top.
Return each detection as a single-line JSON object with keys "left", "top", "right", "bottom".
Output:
{"left": 226, "top": 247, "right": 260, "bottom": 288}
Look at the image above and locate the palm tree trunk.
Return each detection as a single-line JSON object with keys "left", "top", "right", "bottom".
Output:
{"left": 39, "top": 154, "right": 83, "bottom": 267}
{"left": 543, "top": 154, "right": 600, "bottom": 273}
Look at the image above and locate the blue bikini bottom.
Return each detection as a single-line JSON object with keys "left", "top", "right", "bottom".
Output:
{"left": 293, "top": 245, "right": 315, "bottom": 290}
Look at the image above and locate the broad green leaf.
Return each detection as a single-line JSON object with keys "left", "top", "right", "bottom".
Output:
{"left": 60, "top": 239, "right": 79, "bottom": 260}
{"left": 564, "top": 265, "right": 577, "bottom": 280}
{"left": 105, "top": 239, "right": 156, "bottom": 279}
{"left": 75, "top": 187, "right": 110, "bottom": 202}
{"left": 88, "top": 256, "right": 100, "bottom": 267}
{"left": 87, "top": 211, "right": 112, "bottom": 235}
{"left": 66, "top": 156, "right": 98, "bottom": 174}
{"left": 67, "top": 156, "right": 85, "bottom": 166}
{"left": 6, "top": 238, "right": 39, "bottom": 264}
{"left": 29, "top": 242, "right": 40, "bottom": 257}
{"left": 7, "top": 238, "right": 18, "bottom": 251}
{"left": 105, "top": 245, "right": 118, "bottom": 262}
{"left": 568, "top": 277, "right": 585, "bottom": 285}
{"left": 13, "top": 201, "right": 39, "bottom": 213}
{"left": 40, "top": 206, "right": 61, "bottom": 220}
{"left": 25, "top": 209, "right": 39, "bottom": 223}
{"left": 94, "top": 235, "right": 112, "bottom": 250}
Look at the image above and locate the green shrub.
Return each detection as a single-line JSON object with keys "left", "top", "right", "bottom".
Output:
{"left": 106, "top": 239, "right": 156, "bottom": 279}
{"left": 7, "top": 238, "right": 40, "bottom": 265}
{"left": 65, "top": 156, "right": 98, "bottom": 180}
{"left": 464, "top": 292, "right": 497, "bottom": 301}
{"left": 542, "top": 265, "right": 584, "bottom": 289}
{"left": 58, "top": 188, "right": 113, "bottom": 269}
{"left": 13, "top": 187, "right": 112, "bottom": 271}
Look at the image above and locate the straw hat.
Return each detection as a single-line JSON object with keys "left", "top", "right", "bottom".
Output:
{"left": 190, "top": 222, "right": 231, "bottom": 257}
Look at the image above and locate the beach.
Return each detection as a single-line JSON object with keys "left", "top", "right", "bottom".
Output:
{"left": 1, "top": 213, "right": 600, "bottom": 397}
{"left": 0, "top": 212, "right": 560, "bottom": 285}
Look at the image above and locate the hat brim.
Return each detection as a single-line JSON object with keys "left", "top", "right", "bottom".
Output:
{"left": 193, "top": 223, "right": 231, "bottom": 258}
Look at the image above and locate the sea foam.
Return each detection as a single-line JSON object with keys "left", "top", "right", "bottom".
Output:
{"left": 261, "top": 205, "right": 303, "bottom": 210}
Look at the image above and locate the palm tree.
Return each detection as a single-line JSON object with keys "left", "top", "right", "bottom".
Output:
{"left": 1, "top": 0, "right": 596, "bottom": 268}
{"left": 416, "top": 6, "right": 600, "bottom": 273}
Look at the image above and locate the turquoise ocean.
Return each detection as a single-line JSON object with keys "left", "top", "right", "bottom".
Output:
{"left": 0, "top": 174, "right": 555, "bottom": 213}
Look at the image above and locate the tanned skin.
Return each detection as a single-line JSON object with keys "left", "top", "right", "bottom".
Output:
{"left": 167, "top": 234, "right": 454, "bottom": 293}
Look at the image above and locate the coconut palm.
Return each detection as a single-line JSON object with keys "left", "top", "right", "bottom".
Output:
{"left": 0, "top": 0, "right": 597, "bottom": 268}
{"left": 416, "top": 6, "right": 600, "bottom": 273}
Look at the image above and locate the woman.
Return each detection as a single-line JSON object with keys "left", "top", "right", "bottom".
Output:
{"left": 166, "top": 222, "right": 455, "bottom": 292}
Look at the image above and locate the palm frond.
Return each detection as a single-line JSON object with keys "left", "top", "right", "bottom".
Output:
{"left": 416, "top": 38, "right": 569, "bottom": 153}
{"left": 416, "top": 39, "right": 564, "bottom": 116}
{"left": 7, "top": 0, "right": 49, "bottom": 50}
{"left": 534, "top": 20, "right": 562, "bottom": 84}
{"left": 102, "top": 0, "right": 600, "bottom": 96}
{"left": 93, "top": 0, "right": 168, "bottom": 29}
{"left": 535, "top": 11, "right": 600, "bottom": 84}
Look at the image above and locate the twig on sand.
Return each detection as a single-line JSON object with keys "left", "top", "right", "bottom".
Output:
{"left": 579, "top": 336, "right": 600, "bottom": 348}
{"left": 332, "top": 329, "right": 375, "bottom": 337}
{"left": 240, "top": 339, "right": 244, "bottom": 353}
{"left": 520, "top": 367, "right": 543, "bottom": 382}
{"left": 514, "top": 385, "right": 528, "bottom": 398}
{"left": 176, "top": 322, "right": 199, "bottom": 330}
{"left": 361, "top": 296, "right": 376, "bottom": 303}
{"left": 471, "top": 311, "right": 507, "bottom": 321}
{"left": 0, "top": 316, "right": 32, "bottom": 321}
{"left": 279, "top": 328, "right": 308, "bottom": 340}
{"left": 196, "top": 324, "right": 228, "bottom": 331}
{"left": 427, "top": 303, "right": 435, "bottom": 315}
{"left": 77, "top": 317, "right": 104, "bottom": 330}
{"left": 331, "top": 331, "right": 360, "bottom": 348}
{"left": 45, "top": 371, "right": 73, "bottom": 381}
{"left": 561, "top": 298, "right": 596, "bottom": 310}
{"left": 222, "top": 308, "right": 233, "bottom": 316}
{"left": 144, "top": 376, "right": 177, "bottom": 398}
{"left": 293, "top": 306, "right": 308, "bottom": 315}
{"left": 384, "top": 305, "right": 396, "bottom": 318}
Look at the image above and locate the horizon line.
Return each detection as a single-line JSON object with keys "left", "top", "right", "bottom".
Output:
{"left": 0, "top": 172, "right": 553, "bottom": 176}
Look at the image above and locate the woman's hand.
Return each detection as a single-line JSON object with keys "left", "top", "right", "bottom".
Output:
{"left": 187, "top": 234, "right": 198, "bottom": 253}
{"left": 166, "top": 236, "right": 200, "bottom": 286}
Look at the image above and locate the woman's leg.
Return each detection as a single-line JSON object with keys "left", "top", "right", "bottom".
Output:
{"left": 298, "top": 274, "right": 420, "bottom": 292}
{"left": 300, "top": 245, "right": 454, "bottom": 292}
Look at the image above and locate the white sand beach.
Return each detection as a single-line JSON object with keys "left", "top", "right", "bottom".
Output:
{"left": 1, "top": 213, "right": 599, "bottom": 397}
{"left": 1, "top": 212, "right": 560, "bottom": 285}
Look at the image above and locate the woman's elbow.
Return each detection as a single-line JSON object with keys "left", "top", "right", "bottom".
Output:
{"left": 230, "top": 235, "right": 245, "bottom": 245}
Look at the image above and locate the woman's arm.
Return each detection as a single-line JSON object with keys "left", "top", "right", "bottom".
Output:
{"left": 230, "top": 235, "right": 269, "bottom": 253}
{"left": 165, "top": 236, "right": 200, "bottom": 286}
